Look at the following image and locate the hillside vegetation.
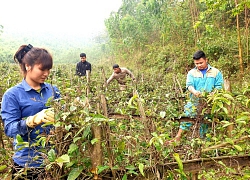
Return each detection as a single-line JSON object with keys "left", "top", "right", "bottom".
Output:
{"left": 0, "top": 0, "right": 250, "bottom": 179}
{"left": 104, "top": 0, "right": 249, "bottom": 79}
{"left": 0, "top": 0, "right": 249, "bottom": 78}
{"left": 0, "top": 63, "right": 249, "bottom": 179}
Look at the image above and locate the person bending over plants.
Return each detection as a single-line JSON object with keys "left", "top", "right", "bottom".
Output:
{"left": 105, "top": 64, "right": 136, "bottom": 91}
{"left": 165, "top": 50, "right": 224, "bottom": 145}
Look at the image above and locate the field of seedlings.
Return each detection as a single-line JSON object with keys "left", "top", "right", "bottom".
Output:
{"left": 1, "top": 63, "right": 250, "bottom": 180}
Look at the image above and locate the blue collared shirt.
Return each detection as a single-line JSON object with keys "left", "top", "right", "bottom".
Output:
{"left": 1, "top": 79, "right": 60, "bottom": 167}
{"left": 184, "top": 64, "right": 224, "bottom": 117}
{"left": 186, "top": 64, "right": 223, "bottom": 93}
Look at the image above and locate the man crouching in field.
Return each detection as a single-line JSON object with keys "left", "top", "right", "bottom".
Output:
{"left": 105, "top": 64, "right": 136, "bottom": 91}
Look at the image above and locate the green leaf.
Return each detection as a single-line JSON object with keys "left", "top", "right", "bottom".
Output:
{"left": 222, "top": 93, "right": 234, "bottom": 101}
{"left": 45, "top": 96, "right": 53, "bottom": 106}
{"left": 151, "top": 132, "right": 158, "bottom": 137}
{"left": 158, "top": 138, "right": 164, "bottom": 145}
{"left": 56, "top": 154, "right": 70, "bottom": 163}
{"left": 122, "top": 174, "right": 127, "bottom": 180}
{"left": 66, "top": 160, "right": 76, "bottom": 168}
{"left": 70, "top": 105, "right": 77, "bottom": 111}
{"left": 225, "top": 138, "right": 234, "bottom": 145}
{"left": 48, "top": 149, "right": 56, "bottom": 162}
{"left": 0, "top": 165, "right": 7, "bottom": 171}
{"left": 90, "top": 113, "right": 107, "bottom": 119}
{"left": 64, "top": 132, "right": 72, "bottom": 140}
{"left": 74, "top": 126, "right": 85, "bottom": 138}
{"left": 222, "top": 107, "right": 228, "bottom": 114}
{"left": 16, "top": 142, "right": 29, "bottom": 149}
{"left": 149, "top": 137, "right": 155, "bottom": 146}
{"left": 83, "top": 126, "right": 91, "bottom": 138}
{"left": 127, "top": 170, "right": 138, "bottom": 175}
{"left": 246, "top": 99, "right": 250, "bottom": 108}
{"left": 92, "top": 117, "right": 107, "bottom": 122}
{"left": 67, "top": 166, "right": 84, "bottom": 180}
{"left": 125, "top": 165, "right": 136, "bottom": 170}
{"left": 173, "top": 153, "right": 183, "bottom": 171}
{"left": 73, "top": 137, "right": 82, "bottom": 143}
{"left": 222, "top": 122, "right": 234, "bottom": 128}
{"left": 233, "top": 145, "right": 243, "bottom": 151}
{"left": 138, "top": 163, "right": 145, "bottom": 176}
{"left": 41, "top": 137, "right": 46, "bottom": 148}
{"left": 218, "top": 161, "right": 226, "bottom": 167}
{"left": 111, "top": 165, "right": 119, "bottom": 170}
{"left": 16, "top": 134, "right": 24, "bottom": 142}
{"left": 118, "top": 141, "right": 125, "bottom": 153}
{"left": 68, "top": 143, "right": 79, "bottom": 154}
{"left": 97, "top": 165, "right": 110, "bottom": 174}
{"left": 91, "top": 138, "right": 98, "bottom": 145}
{"left": 236, "top": 114, "right": 249, "bottom": 122}
{"left": 128, "top": 96, "right": 136, "bottom": 105}
{"left": 235, "top": 120, "right": 246, "bottom": 125}
{"left": 214, "top": 97, "right": 231, "bottom": 105}
{"left": 217, "top": 101, "right": 224, "bottom": 108}
{"left": 65, "top": 124, "right": 72, "bottom": 131}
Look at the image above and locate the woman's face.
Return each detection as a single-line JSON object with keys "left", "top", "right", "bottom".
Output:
{"left": 26, "top": 64, "right": 50, "bottom": 84}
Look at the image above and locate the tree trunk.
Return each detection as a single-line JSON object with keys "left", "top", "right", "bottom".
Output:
{"left": 189, "top": 0, "right": 200, "bottom": 45}
{"left": 235, "top": 0, "right": 244, "bottom": 75}
{"left": 245, "top": 6, "right": 249, "bottom": 68}
{"left": 100, "top": 94, "right": 116, "bottom": 178}
{"left": 86, "top": 70, "right": 90, "bottom": 96}
{"left": 90, "top": 125, "right": 103, "bottom": 180}
{"left": 133, "top": 89, "right": 151, "bottom": 140}
{"left": 224, "top": 79, "right": 233, "bottom": 137}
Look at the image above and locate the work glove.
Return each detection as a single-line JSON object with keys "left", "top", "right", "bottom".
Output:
{"left": 26, "top": 108, "right": 55, "bottom": 128}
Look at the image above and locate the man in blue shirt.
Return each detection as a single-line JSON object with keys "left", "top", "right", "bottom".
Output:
{"left": 165, "top": 50, "right": 224, "bottom": 144}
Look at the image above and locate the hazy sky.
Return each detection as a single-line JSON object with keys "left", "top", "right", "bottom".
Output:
{"left": 0, "top": 0, "right": 122, "bottom": 37}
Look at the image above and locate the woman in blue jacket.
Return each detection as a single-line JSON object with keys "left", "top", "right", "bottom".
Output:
{"left": 1, "top": 44, "right": 60, "bottom": 179}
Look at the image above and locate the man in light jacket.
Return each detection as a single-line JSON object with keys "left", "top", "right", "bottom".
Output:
{"left": 106, "top": 64, "right": 136, "bottom": 91}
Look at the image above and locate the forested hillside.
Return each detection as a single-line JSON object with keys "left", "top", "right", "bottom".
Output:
{"left": 104, "top": 0, "right": 249, "bottom": 79}
{"left": 1, "top": 0, "right": 249, "bottom": 78}
{"left": 0, "top": 0, "right": 250, "bottom": 179}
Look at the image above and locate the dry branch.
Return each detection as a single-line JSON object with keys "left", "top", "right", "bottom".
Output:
{"left": 202, "top": 135, "right": 250, "bottom": 152}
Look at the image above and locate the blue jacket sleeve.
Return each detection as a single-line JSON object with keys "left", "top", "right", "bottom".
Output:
{"left": 214, "top": 71, "right": 224, "bottom": 90}
{"left": 53, "top": 85, "right": 61, "bottom": 99}
{"left": 186, "top": 71, "right": 194, "bottom": 89}
{"left": 1, "top": 92, "right": 30, "bottom": 138}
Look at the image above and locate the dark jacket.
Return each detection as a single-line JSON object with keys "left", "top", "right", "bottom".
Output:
{"left": 76, "top": 61, "right": 91, "bottom": 76}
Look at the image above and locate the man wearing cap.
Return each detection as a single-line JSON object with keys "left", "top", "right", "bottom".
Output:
{"left": 76, "top": 53, "right": 91, "bottom": 76}
{"left": 165, "top": 50, "right": 224, "bottom": 144}
{"left": 106, "top": 64, "right": 136, "bottom": 91}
